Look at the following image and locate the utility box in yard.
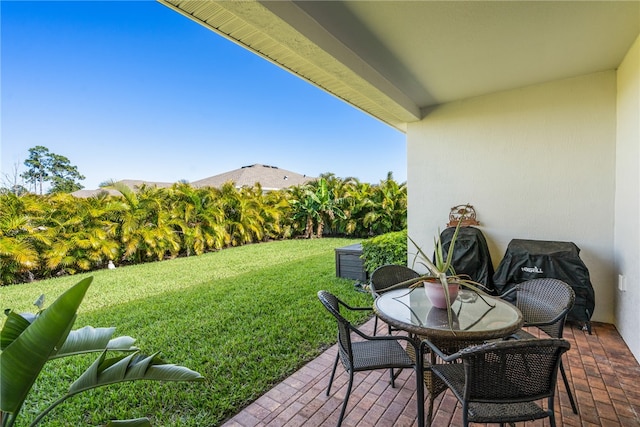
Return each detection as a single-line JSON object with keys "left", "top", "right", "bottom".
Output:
{"left": 335, "top": 243, "right": 368, "bottom": 282}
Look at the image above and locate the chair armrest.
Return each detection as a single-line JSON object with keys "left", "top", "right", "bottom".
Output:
{"left": 349, "top": 324, "right": 417, "bottom": 349}
{"left": 337, "top": 299, "right": 372, "bottom": 312}
{"left": 420, "top": 338, "right": 463, "bottom": 363}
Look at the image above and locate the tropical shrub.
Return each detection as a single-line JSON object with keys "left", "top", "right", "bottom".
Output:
{"left": 288, "top": 177, "right": 346, "bottom": 238}
{"left": 39, "top": 193, "right": 121, "bottom": 276}
{"left": 166, "top": 182, "right": 226, "bottom": 257}
{"left": 360, "top": 229, "right": 408, "bottom": 274}
{"left": 0, "top": 174, "right": 407, "bottom": 284}
{"left": 0, "top": 193, "right": 43, "bottom": 284}
{"left": 0, "top": 276, "right": 203, "bottom": 426}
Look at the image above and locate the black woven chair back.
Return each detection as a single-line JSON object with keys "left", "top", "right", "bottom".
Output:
{"left": 460, "top": 338, "right": 570, "bottom": 401}
{"left": 370, "top": 265, "right": 420, "bottom": 296}
{"left": 318, "top": 290, "right": 425, "bottom": 427}
{"left": 512, "top": 278, "right": 575, "bottom": 338}
{"left": 317, "top": 291, "right": 354, "bottom": 369}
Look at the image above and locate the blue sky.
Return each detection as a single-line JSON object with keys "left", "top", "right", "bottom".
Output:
{"left": 1, "top": 1, "right": 407, "bottom": 191}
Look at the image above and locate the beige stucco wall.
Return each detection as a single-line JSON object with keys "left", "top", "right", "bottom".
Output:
{"left": 615, "top": 34, "right": 640, "bottom": 362}
{"left": 407, "top": 71, "right": 617, "bottom": 323}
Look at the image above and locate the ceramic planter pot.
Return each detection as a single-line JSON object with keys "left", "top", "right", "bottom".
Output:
{"left": 423, "top": 279, "right": 459, "bottom": 309}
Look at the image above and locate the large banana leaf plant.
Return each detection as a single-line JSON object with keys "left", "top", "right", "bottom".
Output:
{"left": 0, "top": 276, "right": 204, "bottom": 427}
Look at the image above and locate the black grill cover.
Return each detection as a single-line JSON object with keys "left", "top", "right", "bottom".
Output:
{"left": 493, "top": 239, "right": 595, "bottom": 323}
{"left": 439, "top": 226, "right": 495, "bottom": 293}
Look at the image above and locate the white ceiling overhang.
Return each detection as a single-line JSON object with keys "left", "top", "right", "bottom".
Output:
{"left": 158, "top": 0, "right": 640, "bottom": 132}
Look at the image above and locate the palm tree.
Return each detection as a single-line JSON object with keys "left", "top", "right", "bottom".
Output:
{"left": 289, "top": 177, "right": 346, "bottom": 238}
{"left": 261, "top": 188, "right": 291, "bottom": 240}
{"left": 218, "top": 182, "right": 267, "bottom": 246}
{"left": 40, "top": 193, "right": 120, "bottom": 275}
{"left": 0, "top": 193, "right": 44, "bottom": 284}
{"left": 328, "top": 176, "right": 369, "bottom": 236}
{"left": 168, "top": 183, "right": 227, "bottom": 256}
{"left": 105, "top": 182, "right": 180, "bottom": 263}
{"left": 363, "top": 172, "right": 407, "bottom": 235}
{"left": 1, "top": 172, "right": 407, "bottom": 284}
{"left": 288, "top": 185, "right": 320, "bottom": 238}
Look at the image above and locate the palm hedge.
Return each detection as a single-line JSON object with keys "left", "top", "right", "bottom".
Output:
{"left": 0, "top": 173, "right": 407, "bottom": 285}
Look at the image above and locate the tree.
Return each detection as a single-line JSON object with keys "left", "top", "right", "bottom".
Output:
{"left": 168, "top": 183, "right": 226, "bottom": 256}
{"left": 21, "top": 146, "right": 49, "bottom": 195}
{"left": 40, "top": 193, "right": 120, "bottom": 276}
{"left": 0, "top": 193, "right": 45, "bottom": 285}
{"left": 105, "top": 182, "right": 180, "bottom": 263}
{"left": 363, "top": 172, "right": 407, "bottom": 235}
{"left": 1, "top": 162, "right": 28, "bottom": 196}
{"left": 289, "top": 177, "right": 346, "bottom": 238}
{"left": 20, "top": 146, "right": 85, "bottom": 195}
{"left": 47, "top": 153, "right": 85, "bottom": 193}
{"left": 218, "top": 182, "right": 265, "bottom": 246}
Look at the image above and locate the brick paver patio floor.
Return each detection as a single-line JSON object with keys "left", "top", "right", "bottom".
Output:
{"left": 223, "top": 318, "right": 640, "bottom": 427}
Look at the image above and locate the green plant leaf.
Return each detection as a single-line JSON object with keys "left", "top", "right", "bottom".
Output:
{"left": 408, "top": 235, "right": 440, "bottom": 275}
{"left": 69, "top": 351, "right": 204, "bottom": 395}
{"left": 0, "top": 276, "right": 93, "bottom": 415}
{"left": 51, "top": 326, "right": 137, "bottom": 359}
{"left": 33, "top": 294, "right": 45, "bottom": 311}
{"left": 0, "top": 311, "right": 32, "bottom": 351}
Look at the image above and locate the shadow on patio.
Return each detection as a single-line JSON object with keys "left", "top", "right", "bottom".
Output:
{"left": 223, "top": 317, "right": 640, "bottom": 427}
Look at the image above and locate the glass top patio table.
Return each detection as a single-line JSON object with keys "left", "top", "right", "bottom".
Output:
{"left": 373, "top": 288, "right": 523, "bottom": 341}
{"left": 374, "top": 287, "right": 523, "bottom": 427}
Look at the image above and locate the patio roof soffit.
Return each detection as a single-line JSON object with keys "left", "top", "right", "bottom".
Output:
{"left": 157, "top": 0, "right": 420, "bottom": 132}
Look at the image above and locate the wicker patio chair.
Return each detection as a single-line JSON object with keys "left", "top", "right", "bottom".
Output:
{"left": 318, "top": 291, "right": 424, "bottom": 427}
{"left": 501, "top": 278, "right": 578, "bottom": 414}
{"left": 422, "top": 338, "right": 570, "bottom": 427}
{"left": 369, "top": 265, "right": 421, "bottom": 385}
{"left": 369, "top": 264, "right": 420, "bottom": 335}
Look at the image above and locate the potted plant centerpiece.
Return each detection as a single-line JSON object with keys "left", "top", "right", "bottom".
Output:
{"left": 409, "top": 218, "right": 467, "bottom": 308}
{"left": 403, "top": 213, "right": 490, "bottom": 326}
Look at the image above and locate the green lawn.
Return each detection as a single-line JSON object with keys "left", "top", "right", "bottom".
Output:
{"left": 0, "top": 238, "right": 374, "bottom": 426}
